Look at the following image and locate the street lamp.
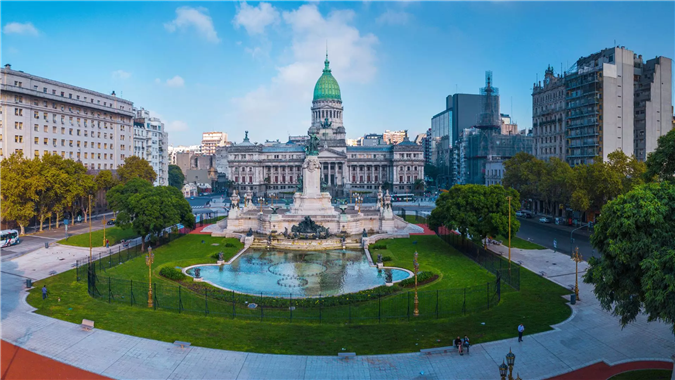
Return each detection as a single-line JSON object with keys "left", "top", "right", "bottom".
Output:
{"left": 270, "top": 193, "right": 278, "bottom": 207}
{"left": 506, "top": 349, "right": 516, "bottom": 380}
{"left": 499, "top": 361, "right": 508, "bottom": 380}
{"left": 258, "top": 196, "right": 264, "bottom": 213}
{"left": 146, "top": 246, "right": 154, "bottom": 308}
{"left": 413, "top": 250, "right": 420, "bottom": 317}
{"left": 571, "top": 247, "right": 583, "bottom": 301}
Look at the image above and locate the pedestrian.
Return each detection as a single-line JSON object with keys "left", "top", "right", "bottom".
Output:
{"left": 42, "top": 285, "right": 48, "bottom": 300}
{"left": 463, "top": 335, "right": 470, "bottom": 354}
{"left": 518, "top": 323, "right": 525, "bottom": 342}
{"left": 454, "top": 336, "right": 464, "bottom": 355}
{"left": 106, "top": 239, "right": 109, "bottom": 248}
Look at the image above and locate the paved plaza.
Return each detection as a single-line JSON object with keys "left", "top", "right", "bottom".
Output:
{"left": 2, "top": 241, "right": 674, "bottom": 380}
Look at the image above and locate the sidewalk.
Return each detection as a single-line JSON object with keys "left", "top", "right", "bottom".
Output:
{"left": 2, "top": 242, "right": 674, "bottom": 379}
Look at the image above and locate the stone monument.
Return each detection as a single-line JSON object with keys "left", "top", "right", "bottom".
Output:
{"left": 288, "top": 134, "right": 337, "bottom": 216}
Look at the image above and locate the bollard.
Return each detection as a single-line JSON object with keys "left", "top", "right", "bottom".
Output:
{"left": 571, "top": 294, "right": 577, "bottom": 305}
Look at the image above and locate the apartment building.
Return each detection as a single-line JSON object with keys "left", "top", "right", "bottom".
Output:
{"left": 532, "top": 65, "right": 566, "bottom": 161}
{"left": 133, "top": 108, "right": 168, "bottom": 186}
{"left": 201, "top": 131, "right": 227, "bottom": 155}
{"left": 0, "top": 64, "right": 134, "bottom": 169}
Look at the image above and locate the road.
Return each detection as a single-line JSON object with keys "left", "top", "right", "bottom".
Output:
{"left": 515, "top": 217, "right": 598, "bottom": 259}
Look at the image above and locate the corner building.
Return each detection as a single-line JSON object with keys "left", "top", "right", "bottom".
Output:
{"left": 224, "top": 55, "right": 424, "bottom": 197}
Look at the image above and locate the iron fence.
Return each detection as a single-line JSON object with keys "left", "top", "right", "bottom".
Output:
{"left": 435, "top": 226, "right": 521, "bottom": 290}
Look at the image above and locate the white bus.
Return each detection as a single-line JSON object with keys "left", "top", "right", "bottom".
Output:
{"left": 1, "top": 229, "right": 20, "bottom": 248}
{"left": 392, "top": 193, "right": 415, "bottom": 202}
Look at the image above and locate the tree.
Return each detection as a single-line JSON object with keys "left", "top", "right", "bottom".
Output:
{"left": 606, "top": 150, "right": 646, "bottom": 193}
{"left": 0, "top": 152, "right": 39, "bottom": 235}
{"left": 539, "top": 158, "right": 573, "bottom": 215}
{"left": 570, "top": 158, "right": 622, "bottom": 219}
{"left": 503, "top": 152, "right": 546, "bottom": 211}
{"left": 428, "top": 184, "right": 520, "bottom": 245}
{"left": 413, "top": 178, "right": 425, "bottom": 195}
{"left": 108, "top": 179, "right": 195, "bottom": 252}
{"left": 644, "top": 129, "right": 675, "bottom": 183}
{"left": 424, "top": 164, "right": 439, "bottom": 182}
{"left": 95, "top": 170, "right": 117, "bottom": 191}
{"left": 584, "top": 182, "right": 675, "bottom": 333}
{"left": 168, "top": 165, "right": 185, "bottom": 189}
{"left": 117, "top": 156, "right": 157, "bottom": 184}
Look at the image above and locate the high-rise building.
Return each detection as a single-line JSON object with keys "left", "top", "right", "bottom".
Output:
{"left": 500, "top": 114, "right": 519, "bottom": 136}
{"left": 201, "top": 131, "right": 227, "bottom": 155}
{"left": 133, "top": 108, "right": 168, "bottom": 186}
{"left": 633, "top": 56, "right": 673, "bottom": 161}
{"left": 382, "top": 130, "right": 407, "bottom": 145}
{"left": 565, "top": 47, "right": 636, "bottom": 166}
{"left": 532, "top": 65, "right": 566, "bottom": 161}
{"left": 0, "top": 64, "right": 135, "bottom": 169}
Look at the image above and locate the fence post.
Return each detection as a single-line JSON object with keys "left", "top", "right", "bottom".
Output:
{"left": 319, "top": 293, "right": 322, "bottom": 324}
{"left": 348, "top": 298, "right": 352, "bottom": 324}
{"left": 108, "top": 277, "right": 111, "bottom": 303}
{"left": 407, "top": 291, "right": 410, "bottom": 321}
{"left": 232, "top": 290, "right": 235, "bottom": 319}
{"left": 76, "top": 261, "right": 79, "bottom": 282}
{"left": 178, "top": 286, "right": 182, "bottom": 313}
{"left": 378, "top": 293, "right": 381, "bottom": 323}
{"left": 260, "top": 292, "right": 263, "bottom": 322}
{"left": 436, "top": 290, "right": 439, "bottom": 319}
{"left": 204, "top": 288, "right": 208, "bottom": 316}
{"left": 487, "top": 282, "right": 490, "bottom": 310}
{"left": 463, "top": 287, "right": 466, "bottom": 315}
{"left": 130, "top": 279, "right": 133, "bottom": 306}
{"left": 153, "top": 283, "right": 157, "bottom": 310}
{"left": 290, "top": 293, "right": 293, "bottom": 322}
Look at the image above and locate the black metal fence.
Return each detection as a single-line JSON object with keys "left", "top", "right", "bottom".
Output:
{"left": 82, "top": 259, "right": 501, "bottom": 324}
{"left": 394, "top": 208, "right": 429, "bottom": 224}
{"left": 435, "top": 227, "right": 521, "bottom": 290}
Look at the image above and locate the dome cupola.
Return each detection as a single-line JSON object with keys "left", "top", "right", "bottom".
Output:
{"left": 313, "top": 54, "right": 341, "bottom": 101}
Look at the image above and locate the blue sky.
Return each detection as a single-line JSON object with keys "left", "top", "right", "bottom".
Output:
{"left": 2, "top": 1, "right": 674, "bottom": 146}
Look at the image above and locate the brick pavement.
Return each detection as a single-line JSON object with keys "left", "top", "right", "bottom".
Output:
{"left": 1, "top": 242, "right": 674, "bottom": 380}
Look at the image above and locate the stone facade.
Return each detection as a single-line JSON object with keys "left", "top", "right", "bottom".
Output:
{"left": 222, "top": 56, "right": 424, "bottom": 198}
{"left": 532, "top": 65, "right": 566, "bottom": 162}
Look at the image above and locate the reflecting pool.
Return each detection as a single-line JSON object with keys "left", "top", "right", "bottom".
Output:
{"left": 185, "top": 248, "right": 411, "bottom": 298}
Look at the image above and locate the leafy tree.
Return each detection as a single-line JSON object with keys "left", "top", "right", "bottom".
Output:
{"left": 108, "top": 179, "right": 195, "bottom": 252}
{"left": 413, "top": 179, "right": 425, "bottom": 194}
{"left": 0, "top": 152, "right": 39, "bottom": 235}
{"left": 428, "top": 184, "right": 520, "bottom": 245}
{"left": 606, "top": 150, "right": 646, "bottom": 193}
{"left": 585, "top": 182, "right": 675, "bottom": 333}
{"left": 168, "top": 165, "right": 185, "bottom": 189}
{"left": 570, "top": 158, "right": 622, "bottom": 219}
{"left": 540, "top": 158, "right": 573, "bottom": 215}
{"left": 95, "top": 170, "right": 117, "bottom": 191}
{"left": 644, "top": 129, "right": 675, "bottom": 183}
{"left": 117, "top": 156, "right": 157, "bottom": 184}
{"left": 503, "top": 152, "right": 546, "bottom": 211}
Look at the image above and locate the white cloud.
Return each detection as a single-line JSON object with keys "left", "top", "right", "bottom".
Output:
{"left": 112, "top": 70, "right": 131, "bottom": 80}
{"left": 165, "top": 76, "right": 185, "bottom": 88}
{"left": 166, "top": 120, "right": 189, "bottom": 132}
{"left": 3, "top": 22, "right": 39, "bottom": 36}
{"left": 232, "top": 4, "right": 379, "bottom": 139}
{"left": 376, "top": 10, "right": 412, "bottom": 26}
{"left": 164, "top": 7, "right": 220, "bottom": 43}
{"left": 233, "top": 2, "right": 280, "bottom": 36}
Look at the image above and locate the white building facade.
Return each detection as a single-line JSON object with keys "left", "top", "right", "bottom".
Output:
{"left": 133, "top": 108, "right": 168, "bottom": 186}
{"left": 201, "top": 131, "right": 227, "bottom": 155}
{"left": 0, "top": 64, "right": 134, "bottom": 169}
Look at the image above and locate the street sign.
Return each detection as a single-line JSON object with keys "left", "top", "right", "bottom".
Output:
{"left": 64, "top": 219, "right": 69, "bottom": 226}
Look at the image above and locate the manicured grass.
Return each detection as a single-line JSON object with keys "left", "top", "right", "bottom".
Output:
{"left": 497, "top": 235, "right": 546, "bottom": 250}
{"left": 609, "top": 369, "right": 672, "bottom": 380}
{"left": 27, "top": 234, "right": 572, "bottom": 355}
{"left": 58, "top": 226, "right": 137, "bottom": 248}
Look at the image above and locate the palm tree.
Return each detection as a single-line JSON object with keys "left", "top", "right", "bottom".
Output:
{"left": 413, "top": 179, "right": 425, "bottom": 195}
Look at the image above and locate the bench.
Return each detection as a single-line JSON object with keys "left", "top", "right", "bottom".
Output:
{"left": 81, "top": 319, "right": 94, "bottom": 331}
{"left": 173, "top": 341, "right": 191, "bottom": 349}
{"left": 338, "top": 352, "right": 356, "bottom": 359}
{"left": 420, "top": 345, "right": 457, "bottom": 355}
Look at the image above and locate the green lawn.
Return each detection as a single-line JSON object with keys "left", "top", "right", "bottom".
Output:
{"left": 609, "top": 370, "right": 672, "bottom": 380}
{"left": 28, "top": 234, "right": 571, "bottom": 355}
{"left": 58, "top": 226, "right": 137, "bottom": 248}
{"left": 497, "top": 235, "right": 546, "bottom": 250}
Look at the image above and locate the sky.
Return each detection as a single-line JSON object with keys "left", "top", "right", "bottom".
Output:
{"left": 2, "top": 1, "right": 674, "bottom": 147}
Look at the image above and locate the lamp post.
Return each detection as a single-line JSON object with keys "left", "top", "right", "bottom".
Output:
{"left": 571, "top": 246, "right": 582, "bottom": 301}
{"left": 270, "top": 193, "right": 278, "bottom": 207}
{"left": 146, "top": 246, "right": 154, "bottom": 308}
{"left": 506, "top": 349, "right": 516, "bottom": 380}
{"left": 102, "top": 215, "right": 106, "bottom": 247}
{"left": 258, "top": 196, "right": 264, "bottom": 213}
{"left": 570, "top": 222, "right": 590, "bottom": 254}
{"left": 497, "top": 349, "right": 521, "bottom": 380}
{"left": 88, "top": 195, "right": 93, "bottom": 261}
{"left": 413, "top": 250, "right": 419, "bottom": 317}
{"left": 499, "top": 361, "right": 508, "bottom": 380}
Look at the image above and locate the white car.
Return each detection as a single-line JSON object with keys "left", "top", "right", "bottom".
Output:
{"left": 515, "top": 211, "right": 523, "bottom": 217}
{"left": 539, "top": 217, "right": 552, "bottom": 223}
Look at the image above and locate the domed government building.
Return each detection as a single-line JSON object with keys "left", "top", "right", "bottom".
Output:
{"left": 221, "top": 54, "right": 424, "bottom": 198}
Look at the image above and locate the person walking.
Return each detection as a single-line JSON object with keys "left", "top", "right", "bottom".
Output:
{"left": 518, "top": 323, "right": 525, "bottom": 342}
{"left": 463, "top": 335, "right": 470, "bottom": 354}
{"left": 42, "top": 285, "right": 48, "bottom": 300}
{"left": 454, "top": 336, "right": 464, "bottom": 355}
{"left": 105, "top": 239, "right": 109, "bottom": 248}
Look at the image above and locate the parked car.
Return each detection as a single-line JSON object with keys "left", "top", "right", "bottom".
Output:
{"left": 522, "top": 211, "right": 533, "bottom": 219}
{"left": 515, "top": 211, "right": 523, "bottom": 217}
{"left": 539, "top": 217, "right": 553, "bottom": 223}
{"left": 106, "top": 219, "right": 115, "bottom": 225}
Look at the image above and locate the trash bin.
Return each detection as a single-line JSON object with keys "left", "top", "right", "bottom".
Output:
{"left": 26, "top": 279, "right": 32, "bottom": 288}
{"left": 570, "top": 294, "right": 576, "bottom": 305}
{"left": 45, "top": 242, "right": 49, "bottom": 249}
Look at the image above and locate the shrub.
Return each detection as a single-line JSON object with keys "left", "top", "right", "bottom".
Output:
{"left": 159, "top": 266, "right": 187, "bottom": 281}
{"left": 381, "top": 256, "right": 392, "bottom": 262}
{"left": 225, "top": 242, "right": 236, "bottom": 248}
{"left": 398, "top": 271, "right": 435, "bottom": 287}
{"left": 370, "top": 244, "right": 387, "bottom": 250}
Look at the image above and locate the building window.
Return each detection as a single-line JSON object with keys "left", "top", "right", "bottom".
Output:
{"left": 15, "top": 135, "right": 23, "bottom": 143}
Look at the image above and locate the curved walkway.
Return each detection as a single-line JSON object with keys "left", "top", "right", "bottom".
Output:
{"left": 1, "top": 242, "right": 674, "bottom": 380}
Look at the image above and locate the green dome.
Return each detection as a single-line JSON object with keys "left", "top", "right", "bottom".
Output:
{"left": 313, "top": 55, "right": 341, "bottom": 101}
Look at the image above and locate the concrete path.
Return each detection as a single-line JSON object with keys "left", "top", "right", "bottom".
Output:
{"left": 2, "top": 242, "right": 674, "bottom": 380}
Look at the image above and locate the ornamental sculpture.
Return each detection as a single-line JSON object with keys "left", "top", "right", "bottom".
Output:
{"left": 306, "top": 133, "right": 320, "bottom": 156}
{"left": 291, "top": 216, "right": 330, "bottom": 239}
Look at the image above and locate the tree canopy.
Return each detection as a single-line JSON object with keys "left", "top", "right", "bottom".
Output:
{"left": 168, "top": 164, "right": 185, "bottom": 189}
{"left": 107, "top": 178, "right": 195, "bottom": 251}
{"left": 584, "top": 181, "right": 675, "bottom": 333}
{"left": 644, "top": 128, "right": 675, "bottom": 183}
{"left": 428, "top": 184, "right": 520, "bottom": 245}
{"left": 117, "top": 156, "right": 157, "bottom": 184}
